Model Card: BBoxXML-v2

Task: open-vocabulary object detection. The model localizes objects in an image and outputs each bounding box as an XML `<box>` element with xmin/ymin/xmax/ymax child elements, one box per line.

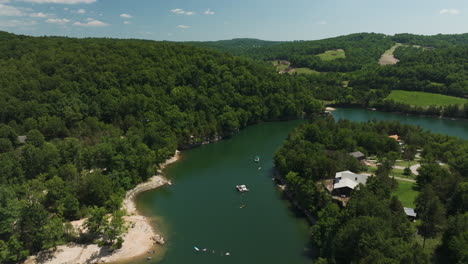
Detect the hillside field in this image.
<box><xmin>317</xmin><ymin>49</ymin><xmax>346</xmax><ymax>61</ymax></box>
<box><xmin>385</xmin><ymin>90</ymin><xmax>467</xmax><ymax>107</ymax></box>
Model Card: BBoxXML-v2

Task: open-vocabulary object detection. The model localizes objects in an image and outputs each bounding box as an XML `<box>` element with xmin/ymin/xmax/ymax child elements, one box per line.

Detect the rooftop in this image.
<box><xmin>389</xmin><ymin>135</ymin><xmax>401</xmax><ymax>142</ymax></box>
<box><xmin>404</xmin><ymin>207</ymin><xmax>417</xmax><ymax>217</ymax></box>
<box><xmin>349</xmin><ymin>151</ymin><xmax>365</xmax><ymax>158</ymax></box>
<box><xmin>333</xmin><ymin>171</ymin><xmax>368</xmax><ymax>190</ymax></box>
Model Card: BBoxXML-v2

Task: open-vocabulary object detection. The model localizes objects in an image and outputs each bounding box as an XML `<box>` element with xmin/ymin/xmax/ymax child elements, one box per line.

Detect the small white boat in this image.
<box><xmin>236</xmin><ymin>185</ymin><xmax>249</xmax><ymax>192</ymax></box>
<box><xmin>194</xmin><ymin>246</ymin><xmax>200</xmax><ymax>251</ymax></box>
<box><xmin>254</xmin><ymin>156</ymin><xmax>260</xmax><ymax>163</ymax></box>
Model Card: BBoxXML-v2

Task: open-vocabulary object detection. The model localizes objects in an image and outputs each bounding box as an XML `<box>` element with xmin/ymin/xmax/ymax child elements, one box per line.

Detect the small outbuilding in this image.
<box><xmin>404</xmin><ymin>207</ymin><xmax>417</xmax><ymax>222</ymax></box>
<box><xmin>349</xmin><ymin>151</ymin><xmax>365</xmax><ymax>161</ymax></box>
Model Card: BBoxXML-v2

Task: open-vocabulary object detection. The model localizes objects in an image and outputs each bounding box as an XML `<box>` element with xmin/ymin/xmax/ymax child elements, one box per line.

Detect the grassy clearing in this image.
<box><xmin>415</xmin><ymin>232</ymin><xmax>442</xmax><ymax>256</ymax></box>
<box><xmin>391</xmin><ymin>167</ymin><xmax>416</xmax><ymax>180</ymax></box>
<box><xmin>384</xmin><ymin>43</ymin><xmax>403</xmax><ymax>56</ymax></box>
<box><xmin>386</xmin><ymin>90</ymin><xmax>467</xmax><ymax>107</ymax></box>
<box><xmin>277</xmin><ymin>64</ymin><xmax>288</xmax><ymax>71</ymax></box>
<box><xmin>394</xmin><ymin>160</ymin><xmax>419</xmax><ymax>167</ymax></box>
<box><xmin>317</xmin><ymin>49</ymin><xmax>346</xmax><ymax>61</ymax></box>
<box><xmin>393</xmin><ymin>179</ymin><xmax>418</xmax><ymax>208</ymax></box>
<box><xmin>293</xmin><ymin>68</ymin><xmax>320</xmax><ymax>75</ymax></box>
<box><xmin>271</xmin><ymin>60</ymin><xmax>291</xmax><ymax>72</ymax></box>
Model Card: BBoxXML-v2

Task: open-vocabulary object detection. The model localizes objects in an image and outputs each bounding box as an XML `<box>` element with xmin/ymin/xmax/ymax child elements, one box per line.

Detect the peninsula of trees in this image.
<box><xmin>274</xmin><ymin>117</ymin><xmax>468</xmax><ymax>263</ymax></box>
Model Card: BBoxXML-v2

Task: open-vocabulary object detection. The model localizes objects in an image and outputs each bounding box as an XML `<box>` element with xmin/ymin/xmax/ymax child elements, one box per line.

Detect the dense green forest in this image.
<box><xmin>274</xmin><ymin>118</ymin><xmax>468</xmax><ymax>263</ymax></box>
<box><xmin>0</xmin><ymin>32</ymin><xmax>322</xmax><ymax>262</ymax></box>
<box><xmin>191</xmin><ymin>33</ymin><xmax>394</xmax><ymax>72</ymax></box>
<box><xmin>190</xmin><ymin>33</ymin><xmax>468</xmax><ymax>118</ymax></box>
<box><xmin>186</xmin><ymin>38</ymin><xmax>283</xmax><ymax>56</ymax></box>
<box><xmin>1</xmin><ymin>29</ymin><xmax>468</xmax><ymax>262</ymax></box>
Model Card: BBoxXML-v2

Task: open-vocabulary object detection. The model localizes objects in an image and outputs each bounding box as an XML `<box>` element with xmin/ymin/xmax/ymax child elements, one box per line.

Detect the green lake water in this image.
<box><xmin>132</xmin><ymin>108</ymin><xmax>467</xmax><ymax>264</ymax></box>
<box><xmin>332</xmin><ymin>108</ymin><xmax>468</xmax><ymax>139</ymax></box>
<box><xmin>135</xmin><ymin>120</ymin><xmax>312</xmax><ymax>264</ymax></box>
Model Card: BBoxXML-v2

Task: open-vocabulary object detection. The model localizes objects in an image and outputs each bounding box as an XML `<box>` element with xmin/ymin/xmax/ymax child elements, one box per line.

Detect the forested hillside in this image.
<box><xmin>352</xmin><ymin>45</ymin><xmax>468</xmax><ymax>97</ymax></box>
<box><xmin>189</xmin><ymin>33</ymin><xmax>468</xmax><ymax>118</ymax></box>
<box><xmin>0</xmin><ymin>32</ymin><xmax>322</xmax><ymax>262</ymax></box>
<box><xmin>274</xmin><ymin>118</ymin><xmax>468</xmax><ymax>263</ymax></box>
<box><xmin>393</xmin><ymin>33</ymin><xmax>468</xmax><ymax>48</ymax></box>
<box><xmin>192</xmin><ymin>33</ymin><xmax>394</xmax><ymax>72</ymax></box>
<box><xmin>186</xmin><ymin>38</ymin><xmax>283</xmax><ymax>56</ymax></box>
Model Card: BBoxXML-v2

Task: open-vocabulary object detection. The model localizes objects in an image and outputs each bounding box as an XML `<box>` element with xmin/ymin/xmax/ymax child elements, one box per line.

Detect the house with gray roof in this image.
<box><xmin>332</xmin><ymin>170</ymin><xmax>369</xmax><ymax>197</ymax></box>
<box><xmin>404</xmin><ymin>207</ymin><xmax>417</xmax><ymax>221</ymax></box>
<box><xmin>349</xmin><ymin>151</ymin><xmax>365</xmax><ymax>161</ymax></box>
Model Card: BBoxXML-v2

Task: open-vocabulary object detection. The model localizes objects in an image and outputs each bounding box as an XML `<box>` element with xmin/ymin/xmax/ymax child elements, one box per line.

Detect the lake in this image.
<box><xmin>131</xmin><ymin>108</ymin><xmax>467</xmax><ymax>263</ymax></box>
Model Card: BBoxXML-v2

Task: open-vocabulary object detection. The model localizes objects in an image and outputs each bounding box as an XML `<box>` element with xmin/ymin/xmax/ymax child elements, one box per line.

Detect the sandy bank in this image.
<box><xmin>325</xmin><ymin>107</ymin><xmax>336</xmax><ymax>111</ymax></box>
<box><xmin>25</xmin><ymin>151</ymin><xmax>180</xmax><ymax>264</ymax></box>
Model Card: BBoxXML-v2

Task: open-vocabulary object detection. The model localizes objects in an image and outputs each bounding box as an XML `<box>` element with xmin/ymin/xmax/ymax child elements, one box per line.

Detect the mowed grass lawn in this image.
<box><xmin>277</xmin><ymin>64</ymin><xmax>288</xmax><ymax>71</ymax></box>
<box><xmin>386</xmin><ymin>90</ymin><xmax>467</xmax><ymax>107</ymax></box>
<box><xmin>317</xmin><ymin>49</ymin><xmax>346</xmax><ymax>61</ymax></box>
<box><xmin>393</xmin><ymin>180</ymin><xmax>418</xmax><ymax>208</ymax></box>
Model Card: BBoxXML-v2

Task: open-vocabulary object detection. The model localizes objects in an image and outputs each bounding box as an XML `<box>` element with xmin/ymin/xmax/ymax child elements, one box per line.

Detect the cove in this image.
<box><xmin>134</xmin><ymin>120</ymin><xmax>312</xmax><ymax>264</ymax></box>
<box><xmin>332</xmin><ymin>108</ymin><xmax>468</xmax><ymax>140</ymax></box>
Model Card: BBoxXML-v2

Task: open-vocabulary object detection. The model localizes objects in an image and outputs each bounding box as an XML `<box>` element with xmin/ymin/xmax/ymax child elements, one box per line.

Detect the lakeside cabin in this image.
<box><xmin>332</xmin><ymin>171</ymin><xmax>369</xmax><ymax>197</ymax></box>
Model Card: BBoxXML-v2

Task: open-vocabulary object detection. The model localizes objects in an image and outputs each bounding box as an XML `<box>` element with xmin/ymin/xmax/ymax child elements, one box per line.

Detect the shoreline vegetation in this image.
<box><xmin>25</xmin><ymin>151</ymin><xmax>181</xmax><ymax>264</ymax></box>
<box><xmin>274</xmin><ymin>118</ymin><xmax>468</xmax><ymax>263</ymax></box>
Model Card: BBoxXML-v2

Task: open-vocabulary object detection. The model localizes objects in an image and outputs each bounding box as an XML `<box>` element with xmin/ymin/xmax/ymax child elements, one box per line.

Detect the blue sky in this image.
<box><xmin>1</xmin><ymin>0</ymin><xmax>468</xmax><ymax>41</ymax></box>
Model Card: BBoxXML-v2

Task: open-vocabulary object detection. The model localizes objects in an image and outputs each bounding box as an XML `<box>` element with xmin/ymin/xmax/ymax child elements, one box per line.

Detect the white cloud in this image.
<box><xmin>46</xmin><ymin>18</ymin><xmax>70</xmax><ymax>24</ymax></box>
<box><xmin>73</xmin><ymin>19</ymin><xmax>108</xmax><ymax>27</ymax></box>
<box><xmin>64</xmin><ymin>7</ymin><xmax>69</xmax><ymax>11</ymax></box>
<box><xmin>318</xmin><ymin>20</ymin><xmax>327</xmax><ymax>25</ymax></box>
<box><xmin>85</xmin><ymin>17</ymin><xmax>93</xmax><ymax>21</ymax></box>
<box><xmin>171</xmin><ymin>8</ymin><xmax>194</xmax><ymax>15</ymax></box>
<box><xmin>0</xmin><ymin>3</ymin><xmax>26</xmax><ymax>16</ymax></box>
<box><xmin>17</xmin><ymin>0</ymin><xmax>96</xmax><ymax>4</ymax></box>
<box><xmin>177</xmin><ymin>24</ymin><xmax>190</xmax><ymax>29</ymax></box>
<box><xmin>77</xmin><ymin>8</ymin><xmax>86</xmax><ymax>14</ymax></box>
<box><xmin>204</xmin><ymin>9</ymin><xmax>215</xmax><ymax>15</ymax></box>
<box><xmin>0</xmin><ymin>19</ymin><xmax>36</xmax><ymax>27</ymax></box>
<box><xmin>440</xmin><ymin>9</ymin><xmax>460</xmax><ymax>15</ymax></box>
<box><xmin>120</xmin><ymin>13</ymin><xmax>132</xmax><ymax>18</ymax></box>
<box><xmin>30</xmin><ymin>12</ymin><xmax>48</xmax><ymax>18</ymax></box>
<box><xmin>123</xmin><ymin>21</ymin><xmax>130</xmax><ymax>24</ymax></box>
